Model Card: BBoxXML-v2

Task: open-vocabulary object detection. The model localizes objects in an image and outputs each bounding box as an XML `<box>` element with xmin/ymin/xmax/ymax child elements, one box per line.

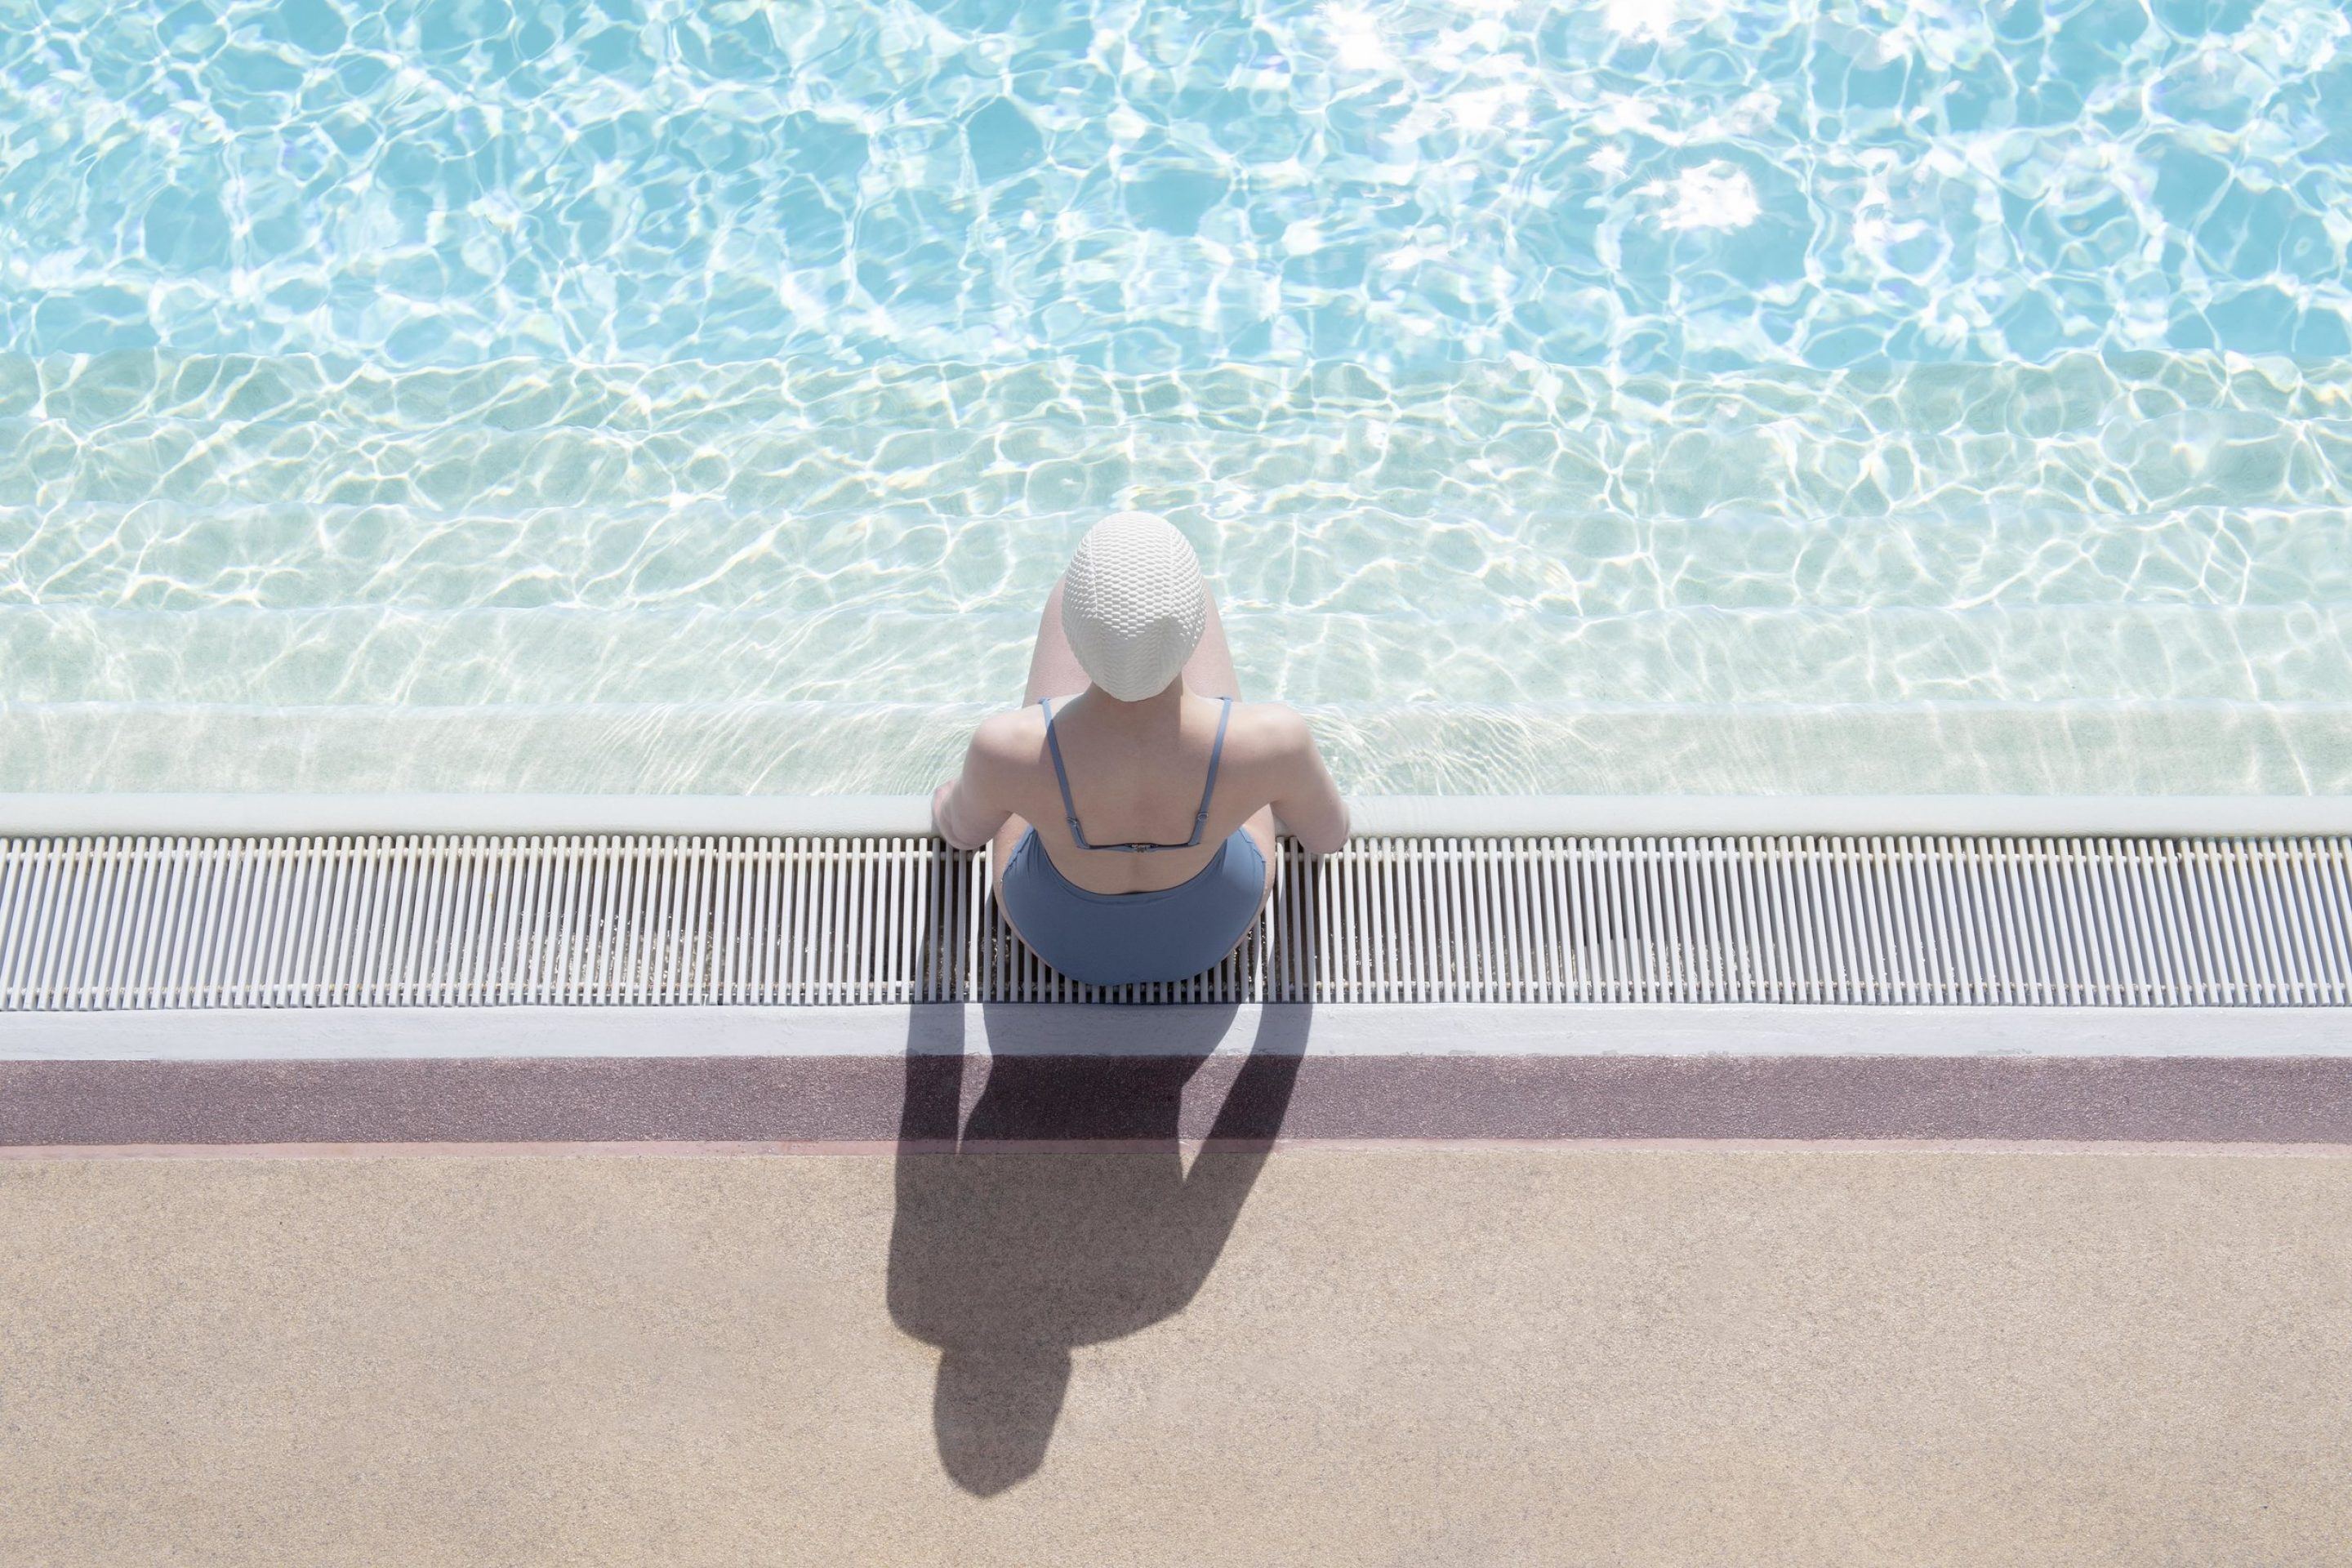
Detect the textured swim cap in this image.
<box><xmin>1058</xmin><ymin>511</ymin><xmax>1208</xmax><ymax>702</ymax></box>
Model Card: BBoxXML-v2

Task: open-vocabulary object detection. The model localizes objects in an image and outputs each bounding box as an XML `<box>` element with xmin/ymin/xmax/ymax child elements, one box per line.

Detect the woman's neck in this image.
<box><xmin>1072</xmin><ymin>679</ymin><xmax>1187</xmax><ymax>733</ymax></box>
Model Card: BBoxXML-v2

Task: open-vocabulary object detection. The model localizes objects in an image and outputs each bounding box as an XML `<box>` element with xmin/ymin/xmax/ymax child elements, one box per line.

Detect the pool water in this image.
<box><xmin>3</xmin><ymin>0</ymin><xmax>2349</xmax><ymax>796</ymax></box>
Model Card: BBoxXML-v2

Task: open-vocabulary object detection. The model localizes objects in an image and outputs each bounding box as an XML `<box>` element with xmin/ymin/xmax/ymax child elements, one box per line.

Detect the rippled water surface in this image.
<box><xmin>4</xmin><ymin>0</ymin><xmax>2350</xmax><ymax>794</ymax></box>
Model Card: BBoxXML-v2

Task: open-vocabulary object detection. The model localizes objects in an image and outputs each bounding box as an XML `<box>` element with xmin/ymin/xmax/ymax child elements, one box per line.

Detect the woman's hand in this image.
<box><xmin>930</xmin><ymin>781</ymin><xmax>960</xmax><ymax>845</ymax></box>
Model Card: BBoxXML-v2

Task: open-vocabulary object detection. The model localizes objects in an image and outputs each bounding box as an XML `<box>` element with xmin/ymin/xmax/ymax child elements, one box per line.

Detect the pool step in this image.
<box><xmin>9</xmin><ymin>352</ymin><xmax>2345</xmax><ymax>434</ymax></box>
<box><xmin>8</xmin><ymin>408</ymin><xmax>2345</xmax><ymax>516</ymax></box>
<box><xmin>7</xmin><ymin>698</ymin><xmax>2350</xmax><ymax>795</ymax></box>
<box><xmin>7</xmin><ymin>502</ymin><xmax>2348</xmax><ymax>613</ymax></box>
<box><xmin>10</xmin><ymin>601</ymin><xmax>2351</xmax><ymax>708</ymax></box>
<box><xmin>6</xmin><ymin>354</ymin><xmax>2347</xmax><ymax>523</ymax></box>
<box><xmin>4</xmin><ymin>833</ymin><xmax>2346</xmax><ymax>1011</ymax></box>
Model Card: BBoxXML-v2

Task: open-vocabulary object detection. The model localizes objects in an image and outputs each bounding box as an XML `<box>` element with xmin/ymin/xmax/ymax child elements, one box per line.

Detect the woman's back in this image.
<box><xmin>959</xmin><ymin>686</ymin><xmax>1337</xmax><ymax>896</ymax></box>
<box><xmin>931</xmin><ymin>511</ymin><xmax>1348</xmax><ymax>986</ymax></box>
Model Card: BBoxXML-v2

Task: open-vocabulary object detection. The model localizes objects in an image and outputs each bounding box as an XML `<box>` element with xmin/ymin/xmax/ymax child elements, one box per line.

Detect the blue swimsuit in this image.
<box><xmin>999</xmin><ymin>694</ymin><xmax>1267</xmax><ymax>987</ymax></box>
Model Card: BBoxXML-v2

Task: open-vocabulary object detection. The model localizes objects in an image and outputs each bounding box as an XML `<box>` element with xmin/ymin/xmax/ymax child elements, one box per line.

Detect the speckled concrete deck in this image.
<box><xmin>5</xmin><ymin>1143</ymin><xmax>2350</xmax><ymax>1566</ymax></box>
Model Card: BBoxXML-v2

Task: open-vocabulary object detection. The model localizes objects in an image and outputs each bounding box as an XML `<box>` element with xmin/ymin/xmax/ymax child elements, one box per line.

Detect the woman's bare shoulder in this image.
<box><xmin>958</xmin><ymin>705</ymin><xmax>1047</xmax><ymax>778</ymax></box>
<box><xmin>1224</xmin><ymin>699</ymin><xmax>1321</xmax><ymax>760</ymax></box>
<box><xmin>1227</xmin><ymin>698</ymin><xmax>1348</xmax><ymax>849</ymax></box>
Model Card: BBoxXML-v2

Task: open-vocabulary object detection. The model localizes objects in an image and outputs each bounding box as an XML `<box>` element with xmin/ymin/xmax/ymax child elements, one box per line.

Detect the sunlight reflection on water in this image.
<box><xmin>2</xmin><ymin>0</ymin><xmax>2348</xmax><ymax>793</ymax></box>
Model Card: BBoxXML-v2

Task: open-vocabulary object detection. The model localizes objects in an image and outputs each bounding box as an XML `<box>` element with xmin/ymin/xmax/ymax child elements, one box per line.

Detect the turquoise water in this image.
<box><xmin>3</xmin><ymin>0</ymin><xmax>2350</xmax><ymax>795</ymax></box>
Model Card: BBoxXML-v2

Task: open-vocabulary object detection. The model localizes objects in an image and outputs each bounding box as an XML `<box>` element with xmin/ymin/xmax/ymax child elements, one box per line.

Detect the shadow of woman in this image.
<box><xmin>885</xmin><ymin>1001</ymin><xmax>1308</xmax><ymax>1496</ymax></box>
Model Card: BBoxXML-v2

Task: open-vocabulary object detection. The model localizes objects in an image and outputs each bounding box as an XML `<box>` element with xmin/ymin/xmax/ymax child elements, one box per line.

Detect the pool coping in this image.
<box><xmin>7</xmin><ymin>1003</ymin><xmax>2347</xmax><ymax>1061</ymax></box>
<box><xmin>7</xmin><ymin>792</ymin><xmax>2352</xmax><ymax>837</ymax></box>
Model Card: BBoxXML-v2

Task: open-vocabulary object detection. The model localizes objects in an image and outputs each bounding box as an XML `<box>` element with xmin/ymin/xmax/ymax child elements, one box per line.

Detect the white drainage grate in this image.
<box><xmin>2</xmin><ymin>834</ymin><xmax>2348</xmax><ymax>1011</ymax></box>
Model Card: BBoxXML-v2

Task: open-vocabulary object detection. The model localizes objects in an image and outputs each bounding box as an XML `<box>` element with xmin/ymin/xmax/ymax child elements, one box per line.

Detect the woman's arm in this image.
<box><xmin>1263</xmin><ymin>707</ymin><xmax>1349</xmax><ymax>855</ymax></box>
<box><xmin>930</xmin><ymin>715</ymin><xmax>1020</xmax><ymax>852</ymax></box>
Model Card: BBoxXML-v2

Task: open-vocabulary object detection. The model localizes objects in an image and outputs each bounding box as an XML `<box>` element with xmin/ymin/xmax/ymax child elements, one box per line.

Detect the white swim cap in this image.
<box><xmin>1058</xmin><ymin>511</ymin><xmax>1208</xmax><ymax>702</ymax></box>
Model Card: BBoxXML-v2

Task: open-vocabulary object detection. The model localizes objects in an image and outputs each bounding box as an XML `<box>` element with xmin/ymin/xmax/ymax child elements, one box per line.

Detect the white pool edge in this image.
<box><xmin>7</xmin><ymin>792</ymin><xmax>2352</xmax><ymax>837</ymax></box>
<box><xmin>4</xmin><ymin>1003</ymin><xmax>2345</xmax><ymax>1062</ymax></box>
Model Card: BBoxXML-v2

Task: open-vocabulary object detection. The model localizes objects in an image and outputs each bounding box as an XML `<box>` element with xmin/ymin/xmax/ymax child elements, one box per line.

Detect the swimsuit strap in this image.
<box><xmin>1039</xmin><ymin>693</ymin><xmax>1234</xmax><ymax>853</ymax></box>
<box><xmin>1038</xmin><ymin>695</ymin><xmax>1093</xmax><ymax>849</ymax></box>
<box><xmin>1192</xmin><ymin>697</ymin><xmax>1234</xmax><ymax>842</ymax></box>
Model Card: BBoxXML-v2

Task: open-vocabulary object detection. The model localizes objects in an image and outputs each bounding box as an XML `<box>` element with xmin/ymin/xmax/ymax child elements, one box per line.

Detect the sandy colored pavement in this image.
<box><xmin>4</xmin><ymin>1145</ymin><xmax>2350</xmax><ymax>1566</ymax></box>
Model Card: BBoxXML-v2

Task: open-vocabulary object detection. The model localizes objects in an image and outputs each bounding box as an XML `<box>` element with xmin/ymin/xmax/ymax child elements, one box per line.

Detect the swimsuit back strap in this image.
<box><xmin>1190</xmin><ymin>697</ymin><xmax>1234</xmax><ymax>844</ymax></box>
<box><xmin>1038</xmin><ymin>695</ymin><xmax>1094</xmax><ymax>849</ymax></box>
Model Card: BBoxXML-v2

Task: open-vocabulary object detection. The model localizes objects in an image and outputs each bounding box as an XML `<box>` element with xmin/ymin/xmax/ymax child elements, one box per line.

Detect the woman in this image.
<box><xmin>930</xmin><ymin>511</ymin><xmax>1351</xmax><ymax>987</ymax></box>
